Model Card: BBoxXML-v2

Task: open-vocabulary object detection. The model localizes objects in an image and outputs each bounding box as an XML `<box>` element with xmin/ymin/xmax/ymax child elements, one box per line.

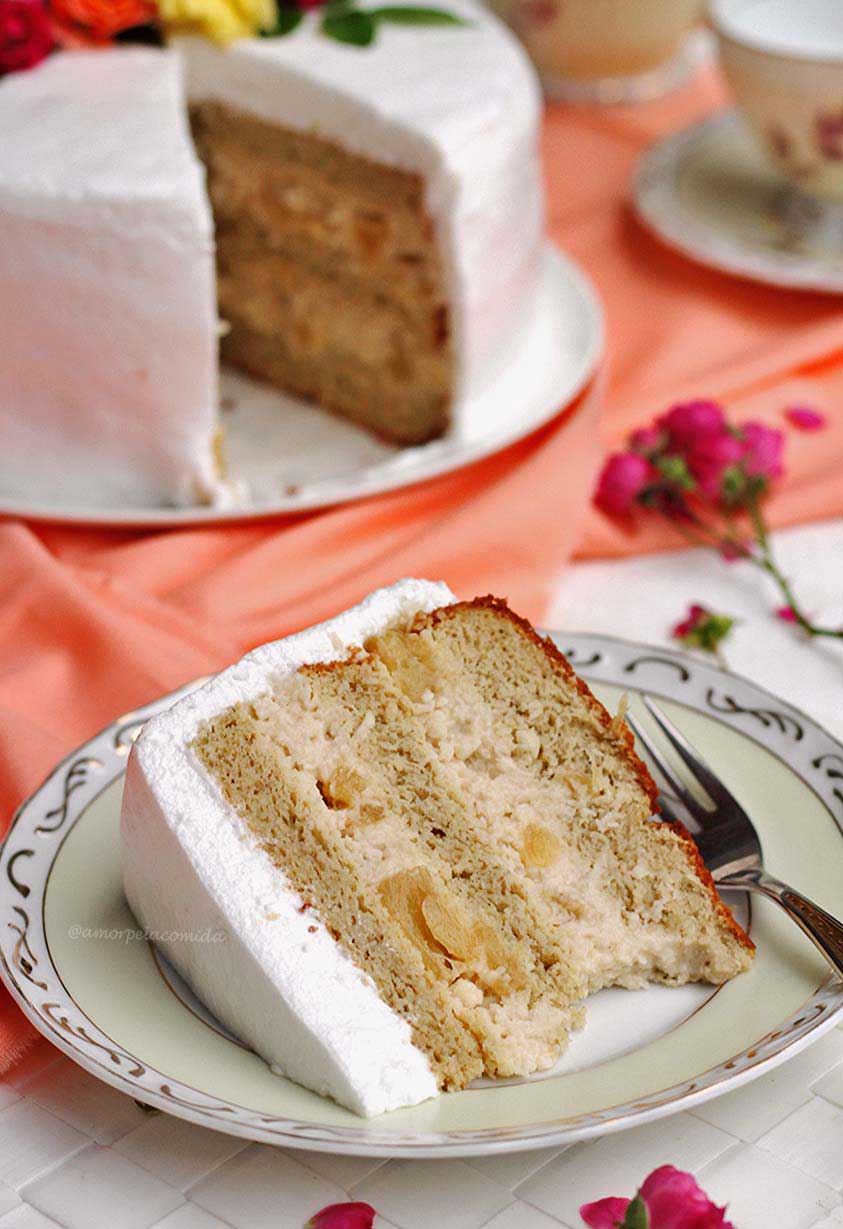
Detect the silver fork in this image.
<box><xmin>627</xmin><ymin>695</ymin><xmax>843</xmax><ymax>979</ymax></box>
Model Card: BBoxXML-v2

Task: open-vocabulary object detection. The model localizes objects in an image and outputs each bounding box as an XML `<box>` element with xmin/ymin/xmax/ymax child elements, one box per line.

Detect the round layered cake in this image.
<box><xmin>0</xmin><ymin>4</ymin><xmax>543</xmax><ymax>508</ymax></box>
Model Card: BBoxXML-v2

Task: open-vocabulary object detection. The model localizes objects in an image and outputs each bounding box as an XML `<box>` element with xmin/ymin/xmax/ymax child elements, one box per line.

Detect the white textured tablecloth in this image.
<box><xmin>2</xmin><ymin>522</ymin><xmax>843</xmax><ymax>1229</ymax></box>
<box><xmin>551</xmin><ymin>519</ymin><xmax>843</xmax><ymax>743</ymax></box>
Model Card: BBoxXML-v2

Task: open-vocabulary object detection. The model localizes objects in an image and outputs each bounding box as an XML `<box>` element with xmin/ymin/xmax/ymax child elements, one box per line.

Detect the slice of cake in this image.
<box><xmin>121</xmin><ymin>579</ymin><xmax>753</xmax><ymax>1116</ymax></box>
<box><xmin>0</xmin><ymin>3</ymin><xmax>544</xmax><ymax>506</ymax></box>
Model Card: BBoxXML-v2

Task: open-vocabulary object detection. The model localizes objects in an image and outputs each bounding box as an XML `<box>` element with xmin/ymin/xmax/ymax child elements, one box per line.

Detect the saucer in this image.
<box><xmin>633</xmin><ymin>109</ymin><xmax>843</xmax><ymax>294</ymax></box>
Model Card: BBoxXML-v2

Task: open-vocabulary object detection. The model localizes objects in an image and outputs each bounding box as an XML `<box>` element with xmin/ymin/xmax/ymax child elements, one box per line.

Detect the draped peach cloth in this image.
<box><xmin>1</xmin><ymin>59</ymin><xmax>843</xmax><ymax>1066</ymax></box>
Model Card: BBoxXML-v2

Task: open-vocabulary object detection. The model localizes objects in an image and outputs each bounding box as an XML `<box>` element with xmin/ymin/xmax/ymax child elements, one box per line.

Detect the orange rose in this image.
<box><xmin>50</xmin><ymin>0</ymin><xmax>157</xmax><ymax>42</ymax></box>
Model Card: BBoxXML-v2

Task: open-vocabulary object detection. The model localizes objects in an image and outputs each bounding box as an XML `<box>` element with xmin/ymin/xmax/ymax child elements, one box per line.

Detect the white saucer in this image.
<box><xmin>633</xmin><ymin>109</ymin><xmax>843</xmax><ymax>294</ymax></box>
<box><xmin>0</xmin><ymin>244</ymin><xmax>603</xmax><ymax>529</ymax></box>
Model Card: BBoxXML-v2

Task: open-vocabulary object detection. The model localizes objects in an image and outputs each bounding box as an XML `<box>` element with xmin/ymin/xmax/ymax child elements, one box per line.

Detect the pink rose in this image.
<box><xmin>594</xmin><ymin>452</ymin><xmax>655</xmax><ymax>518</ymax></box>
<box><xmin>658</xmin><ymin>401</ymin><xmax>727</xmax><ymax>448</ymax></box>
<box><xmin>784</xmin><ymin>405</ymin><xmax>826</xmax><ymax>432</ymax></box>
<box><xmin>581</xmin><ymin>1165</ymin><xmax>734</xmax><ymax>1229</ymax></box>
<box><xmin>307</xmin><ymin>1205</ymin><xmax>376</xmax><ymax>1229</ymax></box>
<box><xmin>740</xmin><ymin>421</ymin><xmax>784</xmax><ymax>481</ymax></box>
<box><xmin>0</xmin><ymin>0</ymin><xmax>53</xmax><ymax>73</ymax></box>
<box><xmin>685</xmin><ymin>431</ymin><xmax>744</xmax><ymax>500</ymax></box>
<box><xmin>718</xmin><ymin>538</ymin><xmax>749</xmax><ymax>562</ymax></box>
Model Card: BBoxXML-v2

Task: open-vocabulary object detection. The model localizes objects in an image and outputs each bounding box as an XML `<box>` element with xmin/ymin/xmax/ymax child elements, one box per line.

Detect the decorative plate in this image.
<box><xmin>0</xmin><ymin>245</ymin><xmax>603</xmax><ymax>529</ymax></box>
<box><xmin>633</xmin><ymin>110</ymin><xmax>843</xmax><ymax>293</ymax></box>
<box><xmin>2</xmin><ymin>634</ymin><xmax>842</xmax><ymax>1158</ymax></box>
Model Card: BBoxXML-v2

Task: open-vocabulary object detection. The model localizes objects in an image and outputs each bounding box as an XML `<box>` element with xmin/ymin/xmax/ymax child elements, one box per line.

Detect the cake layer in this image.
<box><xmin>217</xmin><ymin>262</ymin><xmax>450</xmax><ymax>443</ymax></box>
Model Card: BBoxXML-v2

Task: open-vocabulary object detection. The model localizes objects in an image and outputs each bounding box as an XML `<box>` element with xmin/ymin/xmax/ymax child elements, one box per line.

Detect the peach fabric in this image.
<box><xmin>548</xmin><ymin>62</ymin><xmax>843</xmax><ymax>556</ymax></box>
<box><xmin>2</xmin><ymin>59</ymin><xmax>843</xmax><ymax>1065</ymax></box>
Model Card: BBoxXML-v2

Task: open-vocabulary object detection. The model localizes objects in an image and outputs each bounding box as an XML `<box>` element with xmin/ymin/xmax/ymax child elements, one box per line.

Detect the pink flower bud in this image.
<box><xmin>593</xmin><ymin>452</ymin><xmax>654</xmax><ymax>518</ymax></box>
<box><xmin>630</xmin><ymin>426</ymin><xmax>665</xmax><ymax>456</ymax></box>
<box><xmin>776</xmin><ymin>605</ymin><xmax>799</xmax><ymax>624</ymax></box>
<box><xmin>672</xmin><ymin>603</ymin><xmax>707</xmax><ymax>639</ymax></box>
<box><xmin>718</xmin><ymin>539</ymin><xmax>748</xmax><ymax>562</ymax></box>
<box><xmin>658</xmin><ymin>401</ymin><xmax>727</xmax><ymax>447</ymax></box>
<box><xmin>740</xmin><ymin>421</ymin><xmax>784</xmax><ymax>481</ymax></box>
<box><xmin>784</xmin><ymin>405</ymin><xmax>826</xmax><ymax>432</ymax></box>
<box><xmin>307</xmin><ymin>1204</ymin><xmax>376</xmax><ymax>1229</ymax></box>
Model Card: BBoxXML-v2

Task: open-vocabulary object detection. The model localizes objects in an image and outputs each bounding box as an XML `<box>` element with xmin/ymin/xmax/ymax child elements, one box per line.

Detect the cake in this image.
<box><xmin>121</xmin><ymin>579</ymin><xmax>753</xmax><ymax>1116</ymax></box>
<box><xmin>0</xmin><ymin>5</ymin><xmax>543</xmax><ymax>508</ymax></box>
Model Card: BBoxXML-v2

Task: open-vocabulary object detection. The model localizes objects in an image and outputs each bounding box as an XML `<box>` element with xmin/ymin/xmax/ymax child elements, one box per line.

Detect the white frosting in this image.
<box><xmin>120</xmin><ymin>578</ymin><xmax>455</xmax><ymax>1116</ymax></box>
<box><xmin>0</xmin><ymin>4</ymin><xmax>542</xmax><ymax>508</ymax></box>
<box><xmin>0</xmin><ymin>50</ymin><xmax>221</xmax><ymax>508</ymax></box>
<box><xmin>180</xmin><ymin>0</ymin><xmax>543</xmax><ymax>418</ymax></box>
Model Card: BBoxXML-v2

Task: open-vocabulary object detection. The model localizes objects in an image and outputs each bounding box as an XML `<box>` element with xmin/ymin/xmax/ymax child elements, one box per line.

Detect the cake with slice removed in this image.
<box><xmin>120</xmin><ymin>579</ymin><xmax>753</xmax><ymax>1116</ymax></box>
<box><xmin>0</xmin><ymin>0</ymin><xmax>544</xmax><ymax>508</ymax></box>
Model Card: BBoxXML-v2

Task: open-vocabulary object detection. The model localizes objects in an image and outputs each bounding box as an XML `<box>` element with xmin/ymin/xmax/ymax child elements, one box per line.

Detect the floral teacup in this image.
<box><xmin>711</xmin><ymin>0</ymin><xmax>843</xmax><ymax>203</ymax></box>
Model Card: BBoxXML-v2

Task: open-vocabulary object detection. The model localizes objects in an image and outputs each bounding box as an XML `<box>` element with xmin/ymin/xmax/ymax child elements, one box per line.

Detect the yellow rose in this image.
<box><xmin>158</xmin><ymin>0</ymin><xmax>278</xmax><ymax>42</ymax></box>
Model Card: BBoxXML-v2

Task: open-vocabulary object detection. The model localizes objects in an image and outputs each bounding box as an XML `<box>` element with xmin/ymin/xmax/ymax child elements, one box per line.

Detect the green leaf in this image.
<box><xmin>261</xmin><ymin>5</ymin><xmax>304</xmax><ymax>36</ymax></box>
<box><xmin>321</xmin><ymin>8</ymin><xmax>376</xmax><ymax>42</ymax></box>
<box><xmin>370</xmin><ymin>5</ymin><xmax>469</xmax><ymax>24</ymax></box>
<box><xmin>621</xmin><ymin>1194</ymin><xmax>649</xmax><ymax>1229</ymax></box>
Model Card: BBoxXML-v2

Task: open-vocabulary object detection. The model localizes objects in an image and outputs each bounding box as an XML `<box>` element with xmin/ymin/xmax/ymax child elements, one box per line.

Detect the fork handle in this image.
<box><xmin>718</xmin><ymin>868</ymin><xmax>843</xmax><ymax>980</ymax></box>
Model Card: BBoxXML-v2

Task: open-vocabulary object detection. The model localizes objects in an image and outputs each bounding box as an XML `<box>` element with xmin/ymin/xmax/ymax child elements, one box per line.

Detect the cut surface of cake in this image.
<box><xmin>121</xmin><ymin>579</ymin><xmax>753</xmax><ymax>1116</ymax></box>
<box><xmin>180</xmin><ymin>11</ymin><xmax>542</xmax><ymax>447</ymax></box>
<box><xmin>0</xmin><ymin>2</ymin><xmax>543</xmax><ymax>507</ymax></box>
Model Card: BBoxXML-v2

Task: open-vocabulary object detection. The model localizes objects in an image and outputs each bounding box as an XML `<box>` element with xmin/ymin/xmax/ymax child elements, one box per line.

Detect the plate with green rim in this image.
<box><xmin>2</xmin><ymin>633</ymin><xmax>842</xmax><ymax>1157</ymax></box>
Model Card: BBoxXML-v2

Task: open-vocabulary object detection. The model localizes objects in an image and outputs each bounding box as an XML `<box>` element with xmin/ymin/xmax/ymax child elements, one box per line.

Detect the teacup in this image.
<box><xmin>711</xmin><ymin>0</ymin><xmax>843</xmax><ymax>203</ymax></box>
<box><xmin>490</xmin><ymin>0</ymin><xmax>705</xmax><ymax>103</ymax></box>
